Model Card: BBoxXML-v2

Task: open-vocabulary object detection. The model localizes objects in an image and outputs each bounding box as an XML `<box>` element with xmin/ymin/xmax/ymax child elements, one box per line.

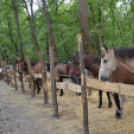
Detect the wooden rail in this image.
<box><xmin>5</xmin><ymin>69</ymin><xmax>134</xmax><ymax>97</ymax></box>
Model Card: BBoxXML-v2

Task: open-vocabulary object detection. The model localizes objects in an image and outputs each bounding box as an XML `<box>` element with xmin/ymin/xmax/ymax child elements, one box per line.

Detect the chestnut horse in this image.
<box><xmin>70</xmin><ymin>54</ymin><xmax>112</xmax><ymax>109</ymax></box>
<box><xmin>16</xmin><ymin>61</ymin><xmax>41</xmax><ymax>93</ymax></box>
<box><xmin>55</xmin><ymin>62</ymin><xmax>71</xmax><ymax>96</ymax></box>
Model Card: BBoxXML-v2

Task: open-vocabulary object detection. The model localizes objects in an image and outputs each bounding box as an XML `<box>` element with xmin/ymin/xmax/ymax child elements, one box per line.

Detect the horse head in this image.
<box><xmin>99</xmin><ymin>45</ymin><xmax>118</xmax><ymax>82</ymax></box>
<box><xmin>16</xmin><ymin>61</ymin><xmax>27</xmax><ymax>75</ymax></box>
<box><xmin>70</xmin><ymin>54</ymin><xmax>80</xmax><ymax>83</ymax></box>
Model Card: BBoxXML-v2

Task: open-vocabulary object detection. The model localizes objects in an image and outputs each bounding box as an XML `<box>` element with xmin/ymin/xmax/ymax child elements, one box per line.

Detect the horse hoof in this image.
<box><xmin>97</xmin><ymin>105</ymin><xmax>101</xmax><ymax>109</ymax></box>
<box><xmin>59</xmin><ymin>93</ymin><xmax>63</xmax><ymax>96</ymax></box>
<box><xmin>76</xmin><ymin>93</ymin><xmax>81</xmax><ymax>96</ymax></box>
<box><xmin>107</xmin><ymin>104</ymin><xmax>112</xmax><ymax>109</ymax></box>
<box><xmin>115</xmin><ymin>114</ymin><xmax>121</xmax><ymax>120</ymax></box>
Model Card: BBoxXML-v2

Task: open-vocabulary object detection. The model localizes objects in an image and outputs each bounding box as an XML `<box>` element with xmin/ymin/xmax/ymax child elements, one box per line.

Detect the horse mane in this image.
<box><xmin>23</xmin><ymin>61</ymin><xmax>38</xmax><ymax>66</ymax></box>
<box><xmin>72</xmin><ymin>54</ymin><xmax>101</xmax><ymax>64</ymax></box>
<box><xmin>31</xmin><ymin>62</ymin><xmax>38</xmax><ymax>66</ymax></box>
<box><xmin>67</xmin><ymin>62</ymin><xmax>71</xmax><ymax>70</ymax></box>
<box><xmin>45</xmin><ymin>63</ymin><xmax>50</xmax><ymax>71</ymax></box>
<box><xmin>113</xmin><ymin>46</ymin><xmax>134</xmax><ymax>60</ymax></box>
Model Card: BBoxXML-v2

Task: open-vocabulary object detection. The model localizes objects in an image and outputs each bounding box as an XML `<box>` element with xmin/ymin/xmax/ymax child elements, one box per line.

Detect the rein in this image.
<box><xmin>69</xmin><ymin>70</ymin><xmax>80</xmax><ymax>77</ymax></box>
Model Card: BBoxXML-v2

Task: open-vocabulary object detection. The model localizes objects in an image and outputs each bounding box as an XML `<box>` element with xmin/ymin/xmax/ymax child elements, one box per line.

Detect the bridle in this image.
<box><xmin>69</xmin><ymin>70</ymin><xmax>80</xmax><ymax>77</ymax></box>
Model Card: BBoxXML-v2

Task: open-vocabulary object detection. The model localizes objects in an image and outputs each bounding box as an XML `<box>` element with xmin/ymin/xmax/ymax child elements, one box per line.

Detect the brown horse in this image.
<box><xmin>70</xmin><ymin>54</ymin><xmax>134</xmax><ymax>120</ymax></box>
<box><xmin>106</xmin><ymin>64</ymin><xmax>134</xmax><ymax>119</ymax></box>
<box><xmin>99</xmin><ymin>45</ymin><xmax>134</xmax><ymax>81</ymax></box>
<box><xmin>16</xmin><ymin>60</ymin><xmax>71</xmax><ymax>95</ymax></box>
<box><xmin>70</xmin><ymin>54</ymin><xmax>112</xmax><ymax>109</ymax></box>
<box><xmin>15</xmin><ymin>61</ymin><xmax>41</xmax><ymax>93</ymax></box>
<box><xmin>55</xmin><ymin>62</ymin><xmax>71</xmax><ymax>96</ymax></box>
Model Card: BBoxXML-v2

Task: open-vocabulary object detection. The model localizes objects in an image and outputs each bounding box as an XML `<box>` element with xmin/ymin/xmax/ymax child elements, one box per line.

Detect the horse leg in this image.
<box><xmin>37</xmin><ymin>81</ymin><xmax>40</xmax><ymax>94</ymax></box>
<box><xmin>57</xmin><ymin>77</ymin><xmax>64</xmax><ymax>96</ymax></box>
<box><xmin>107</xmin><ymin>92</ymin><xmax>112</xmax><ymax>108</ymax></box>
<box><xmin>113</xmin><ymin>93</ymin><xmax>121</xmax><ymax>120</ymax></box>
<box><xmin>98</xmin><ymin>90</ymin><xmax>102</xmax><ymax>108</ymax></box>
<box><xmin>59</xmin><ymin>89</ymin><xmax>63</xmax><ymax>96</ymax></box>
<box><xmin>28</xmin><ymin>78</ymin><xmax>31</xmax><ymax>89</ymax></box>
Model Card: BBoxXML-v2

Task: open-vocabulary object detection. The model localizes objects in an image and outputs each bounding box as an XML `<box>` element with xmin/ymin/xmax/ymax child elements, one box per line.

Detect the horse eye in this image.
<box><xmin>103</xmin><ymin>59</ymin><xmax>107</xmax><ymax>63</ymax></box>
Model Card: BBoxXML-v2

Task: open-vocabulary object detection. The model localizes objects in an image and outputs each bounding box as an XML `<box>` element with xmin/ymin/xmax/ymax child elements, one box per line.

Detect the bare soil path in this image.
<box><xmin>0</xmin><ymin>80</ymin><xmax>134</xmax><ymax>134</ymax></box>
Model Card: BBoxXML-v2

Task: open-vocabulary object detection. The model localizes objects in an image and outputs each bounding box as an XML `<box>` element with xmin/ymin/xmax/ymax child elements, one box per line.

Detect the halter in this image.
<box><xmin>69</xmin><ymin>70</ymin><xmax>80</xmax><ymax>77</ymax></box>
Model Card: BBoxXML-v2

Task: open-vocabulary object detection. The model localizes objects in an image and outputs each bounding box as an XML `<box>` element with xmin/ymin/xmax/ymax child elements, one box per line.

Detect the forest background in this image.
<box><xmin>0</xmin><ymin>0</ymin><xmax>133</xmax><ymax>63</ymax></box>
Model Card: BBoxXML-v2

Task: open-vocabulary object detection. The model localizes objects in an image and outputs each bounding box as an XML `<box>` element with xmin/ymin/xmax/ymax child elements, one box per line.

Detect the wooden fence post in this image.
<box><xmin>26</xmin><ymin>56</ymin><xmax>35</xmax><ymax>97</ymax></box>
<box><xmin>39</xmin><ymin>51</ymin><xmax>48</xmax><ymax>104</ymax></box>
<box><xmin>49</xmin><ymin>47</ymin><xmax>58</xmax><ymax>117</ymax></box>
<box><xmin>78</xmin><ymin>33</ymin><xmax>89</xmax><ymax>134</ymax></box>
<box><xmin>1</xmin><ymin>63</ymin><xmax>4</xmax><ymax>81</ymax></box>
<box><xmin>9</xmin><ymin>65</ymin><xmax>14</xmax><ymax>87</ymax></box>
<box><xmin>12</xmin><ymin>57</ymin><xmax>18</xmax><ymax>90</ymax></box>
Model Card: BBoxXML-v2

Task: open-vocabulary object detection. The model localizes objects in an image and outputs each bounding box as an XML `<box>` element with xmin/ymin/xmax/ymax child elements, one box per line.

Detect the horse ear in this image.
<box><xmin>74</xmin><ymin>56</ymin><xmax>79</xmax><ymax>63</ymax></box>
<box><xmin>101</xmin><ymin>45</ymin><xmax>108</xmax><ymax>53</ymax></box>
<box><xmin>16</xmin><ymin>58</ymin><xmax>20</xmax><ymax>63</ymax></box>
<box><xmin>73</xmin><ymin>52</ymin><xmax>76</xmax><ymax>56</ymax></box>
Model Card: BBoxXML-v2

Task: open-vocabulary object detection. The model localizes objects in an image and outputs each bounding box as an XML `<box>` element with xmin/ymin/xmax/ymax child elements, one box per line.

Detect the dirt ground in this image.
<box><xmin>0</xmin><ymin>80</ymin><xmax>134</xmax><ymax>134</ymax></box>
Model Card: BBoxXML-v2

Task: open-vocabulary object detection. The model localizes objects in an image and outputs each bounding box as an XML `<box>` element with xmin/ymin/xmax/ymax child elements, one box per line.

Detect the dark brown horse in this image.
<box><xmin>70</xmin><ymin>54</ymin><xmax>112</xmax><ymax>109</ymax></box>
<box><xmin>70</xmin><ymin>54</ymin><xmax>134</xmax><ymax>119</ymax></box>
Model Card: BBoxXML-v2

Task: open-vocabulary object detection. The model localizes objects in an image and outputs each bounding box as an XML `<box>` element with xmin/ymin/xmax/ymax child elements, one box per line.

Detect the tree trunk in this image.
<box><xmin>7</xmin><ymin>17</ymin><xmax>19</xmax><ymax>56</ymax></box>
<box><xmin>88</xmin><ymin>2</ymin><xmax>101</xmax><ymax>55</ymax></box>
<box><xmin>30</xmin><ymin>0</ymin><xmax>40</xmax><ymax>52</ymax></box>
<box><xmin>11</xmin><ymin>0</ymin><xmax>24</xmax><ymax>61</ymax></box>
<box><xmin>22</xmin><ymin>0</ymin><xmax>40</xmax><ymax>54</ymax></box>
<box><xmin>79</xmin><ymin>0</ymin><xmax>94</xmax><ymax>54</ymax></box>
<box><xmin>46</xmin><ymin>32</ymin><xmax>49</xmax><ymax>61</ymax></box>
<box><xmin>42</xmin><ymin>0</ymin><xmax>59</xmax><ymax>61</ymax></box>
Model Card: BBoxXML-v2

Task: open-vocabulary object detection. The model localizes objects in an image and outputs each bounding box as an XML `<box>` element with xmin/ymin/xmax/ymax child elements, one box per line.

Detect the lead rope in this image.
<box><xmin>113</xmin><ymin>83</ymin><xmax>127</xmax><ymax>134</ymax></box>
<box><xmin>64</xmin><ymin>81</ymin><xmax>79</xmax><ymax>102</ymax></box>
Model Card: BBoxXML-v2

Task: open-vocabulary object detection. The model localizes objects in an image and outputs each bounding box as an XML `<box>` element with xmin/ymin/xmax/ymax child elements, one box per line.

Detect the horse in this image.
<box><xmin>99</xmin><ymin>45</ymin><xmax>134</xmax><ymax>81</ymax></box>
<box><xmin>70</xmin><ymin>54</ymin><xmax>112</xmax><ymax>109</ymax></box>
<box><xmin>108</xmin><ymin>64</ymin><xmax>134</xmax><ymax>119</ymax></box>
<box><xmin>15</xmin><ymin>61</ymin><xmax>41</xmax><ymax>93</ymax></box>
<box><xmin>55</xmin><ymin>62</ymin><xmax>71</xmax><ymax>96</ymax></box>
<box><xmin>98</xmin><ymin>46</ymin><xmax>134</xmax><ymax>119</ymax></box>
<box><xmin>16</xmin><ymin>60</ymin><xmax>70</xmax><ymax>95</ymax></box>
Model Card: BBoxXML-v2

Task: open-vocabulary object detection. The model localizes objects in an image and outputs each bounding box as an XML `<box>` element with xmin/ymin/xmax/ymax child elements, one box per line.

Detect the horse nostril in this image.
<box><xmin>100</xmin><ymin>76</ymin><xmax>108</xmax><ymax>82</ymax></box>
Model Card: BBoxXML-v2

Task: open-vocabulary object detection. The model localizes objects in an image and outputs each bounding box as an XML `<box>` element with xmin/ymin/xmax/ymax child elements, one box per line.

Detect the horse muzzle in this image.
<box><xmin>100</xmin><ymin>75</ymin><xmax>108</xmax><ymax>82</ymax></box>
<box><xmin>70</xmin><ymin>74</ymin><xmax>77</xmax><ymax>83</ymax></box>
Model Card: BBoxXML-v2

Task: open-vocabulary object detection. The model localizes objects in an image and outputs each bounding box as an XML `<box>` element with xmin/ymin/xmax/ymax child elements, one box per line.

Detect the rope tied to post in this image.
<box><xmin>64</xmin><ymin>81</ymin><xmax>79</xmax><ymax>102</ymax></box>
<box><xmin>42</xmin><ymin>70</ymin><xmax>47</xmax><ymax>73</ymax></box>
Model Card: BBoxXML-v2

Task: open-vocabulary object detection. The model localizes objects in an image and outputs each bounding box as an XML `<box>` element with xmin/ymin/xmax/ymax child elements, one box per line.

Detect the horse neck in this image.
<box><xmin>83</xmin><ymin>56</ymin><xmax>101</xmax><ymax>77</ymax></box>
<box><xmin>119</xmin><ymin>60</ymin><xmax>134</xmax><ymax>76</ymax></box>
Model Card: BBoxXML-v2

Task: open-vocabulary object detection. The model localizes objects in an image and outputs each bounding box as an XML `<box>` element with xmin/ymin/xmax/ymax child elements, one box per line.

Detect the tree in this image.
<box><xmin>11</xmin><ymin>0</ymin><xmax>24</xmax><ymax>61</ymax></box>
<box><xmin>7</xmin><ymin>17</ymin><xmax>19</xmax><ymax>56</ymax></box>
<box><xmin>42</xmin><ymin>0</ymin><xmax>59</xmax><ymax>61</ymax></box>
<box><xmin>79</xmin><ymin>0</ymin><xmax>94</xmax><ymax>54</ymax></box>
<box><xmin>22</xmin><ymin>0</ymin><xmax>40</xmax><ymax>53</ymax></box>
